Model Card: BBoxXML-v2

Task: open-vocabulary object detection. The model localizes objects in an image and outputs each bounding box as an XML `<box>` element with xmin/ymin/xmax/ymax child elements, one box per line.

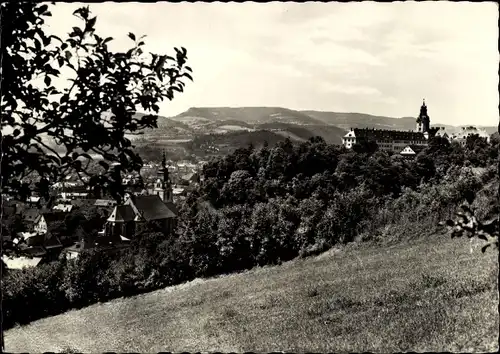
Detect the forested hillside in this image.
<box><xmin>3</xmin><ymin>134</ymin><xmax>498</xmax><ymax>331</ymax></box>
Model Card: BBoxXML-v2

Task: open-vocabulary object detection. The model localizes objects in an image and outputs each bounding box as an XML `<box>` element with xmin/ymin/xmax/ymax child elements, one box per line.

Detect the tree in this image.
<box><xmin>1</xmin><ymin>2</ymin><xmax>193</xmax><ymax>203</ymax></box>
<box><xmin>352</xmin><ymin>139</ymin><xmax>379</xmax><ymax>154</ymax></box>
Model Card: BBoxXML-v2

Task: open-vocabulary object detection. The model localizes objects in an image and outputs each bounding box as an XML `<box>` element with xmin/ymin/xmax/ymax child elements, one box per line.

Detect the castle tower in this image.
<box><xmin>416</xmin><ymin>99</ymin><xmax>430</xmax><ymax>133</ymax></box>
<box><xmin>154</xmin><ymin>151</ymin><xmax>173</xmax><ymax>203</ymax></box>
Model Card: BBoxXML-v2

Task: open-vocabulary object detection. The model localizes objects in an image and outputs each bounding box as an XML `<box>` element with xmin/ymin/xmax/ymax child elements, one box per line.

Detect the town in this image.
<box><xmin>2</xmin><ymin>156</ymin><xmax>206</xmax><ymax>269</ymax></box>
<box><xmin>2</xmin><ymin>100</ymin><xmax>492</xmax><ymax>270</ymax></box>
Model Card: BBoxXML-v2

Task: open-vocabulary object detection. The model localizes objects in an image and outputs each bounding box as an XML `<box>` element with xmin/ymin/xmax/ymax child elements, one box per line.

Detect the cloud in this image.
<box><xmin>319</xmin><ymin>83</ymin><xmax>382</xmax><ymax>96</ymax></box>
<box><xmin>36</xmin><ymin>2</ymin><xmax>499</xmax><ymax>126</ymax></box>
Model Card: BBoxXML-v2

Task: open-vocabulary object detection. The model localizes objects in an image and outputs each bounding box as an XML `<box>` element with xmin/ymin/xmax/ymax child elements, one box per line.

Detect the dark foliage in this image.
<box><xmin>3</xmin><ymin>131</ymin><xmax>497</xmax><ymax>330</ymax></box>
<box><xmin>1</xmin><ymin>2</ymin><xmax>192</xmax><ymax>203</ymax></box>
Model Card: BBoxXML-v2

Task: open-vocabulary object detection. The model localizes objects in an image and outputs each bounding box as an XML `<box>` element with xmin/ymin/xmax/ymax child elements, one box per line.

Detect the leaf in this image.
<box><xmin>128</xmin><ymin>32</ymin><xmax>136</xmax><ymax>41</ymax></box>
<box><xmin>42</xmin><ymin>34</ymin><xmax>51</xmax><ymax>46</ymax></box>
<box><xmin>183</xmin><ymin>72</ymin><xmax>193</xmax><ymax>81</ymax></box>
<box><xmin>34</xmin><ymin>38</ymin><xmax>41</xmax><ymax>51</ymax></box>
<box><xmin>65</xmin><ymin>50</ymin><xmax>72</xmax><ymax>61</ymax></box>
<box><xmin>38</xmin><ymin>4</ymin><xmax>49</xmax><ymax>14</ymax></box>
<box><xmin>44</xmin><ymin>76</ymin><xmax>51</xmax><ymax>86</ymax></box>
<box><xmin>72</xmin><ymin>27</ymin><xmax>83</xmax><ymax>36</ymax></box>
<box><xmin>87</xmin><ymin>17</ymin><xmax>97</xmax><ymax>30</ymax></box>
<box><xmin>103</xmin><ymin>37</ymin><xmax>113</xmax><ymax>45</ymax></box>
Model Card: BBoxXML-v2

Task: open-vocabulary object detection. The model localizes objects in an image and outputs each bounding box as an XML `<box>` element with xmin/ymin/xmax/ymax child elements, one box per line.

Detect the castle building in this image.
<box><xmin>342</xmin><ymin>99</ymin><xmax>440</xmax><ymax>153</ymax></box>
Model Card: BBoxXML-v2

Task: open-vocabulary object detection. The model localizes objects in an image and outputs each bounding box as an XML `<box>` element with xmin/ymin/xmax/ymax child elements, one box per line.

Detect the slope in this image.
<box><xmin>173</xmin><ymin>107</ymin><xmax>326</xmax><ymax>125</ymax></box>
<box><xmin>5</xmin><ymin>235</ymin><xmax>498</xmax><ymax>353</ymax></box>
<box><xmin>257</xmin><ymin>122</ymin><xmax>347</xmax><ymax>144</ymax></box>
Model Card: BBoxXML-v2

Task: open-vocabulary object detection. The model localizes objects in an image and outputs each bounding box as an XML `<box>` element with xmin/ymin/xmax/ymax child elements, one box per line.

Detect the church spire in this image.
<box><xmin>416</xmin><ymin>98</ymin><xmax>430</xmax><ymax>133</ymax></box>
<box><xmin>154</xmin><ymin>150</ymin><xmax>173</xmax><ymax>203</ymax></box>
<box><xmin>161</xmin><ymin>150</ymin><xmax>166</xmax><ymax>169</ymax></box>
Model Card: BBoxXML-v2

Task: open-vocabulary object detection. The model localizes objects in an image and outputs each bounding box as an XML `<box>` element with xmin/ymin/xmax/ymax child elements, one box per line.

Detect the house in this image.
<box><xmin>33</xmin><ymin>212</ymin><xmax>66</xmax><ymax>234</ymax></box>
<box><xmin>23</xmin><ymin>208</ymin><xmax>41</xmax><ymax>228</ymax></box>
<box><xmin>180</xmin><ymin>172</ymin><xmax>201</xmax><ymax>185</ymax></box>
<box><xmin>451</xmin><ymin>126</ymin><xmax>491</xmax><ymax>146</ymax></box>
<box><xmin>342</xmin><ymin>100</ymin><xmax>440</xmax><ymax>151</ymax></box>
<box><xmin>2</xmin><ymin>255</ymin><xmax>44</xmax><ymax>270</ymax></box>
<box><xmin>53</xmin><ymin>203</ymin><xmax>74</xmax><ymax>213</ymax></box>
<box><xmin>3</xmin><ymin>228</ymin><xmax>64</xmax><ymax>269</ymax></box>
<box><xmin>26</xmin><ymin>196</ymin><xmax>41</xmax><ymax>206</ymax></box>
<box><xmin>434</xmin><ymin>127</ymin><xmax>450</xmax><ymax>140</ymax></box>
<box><xmin>94</xmin><ymin>199</ymin><xmax>117</xmax><ymax>208</ymax></box>
<box><xmin>62</xmin><ymin>224</ymin><xmax>130</xmax><ymax>260</ymax></box>
<box><xmin>400</xmin><ymin>145</ymin><xmax>426</xmax><ymax>159</ymax></box>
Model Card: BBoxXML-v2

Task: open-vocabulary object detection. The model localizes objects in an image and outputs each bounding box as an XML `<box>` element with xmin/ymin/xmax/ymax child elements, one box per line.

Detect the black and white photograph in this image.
<box><xmin>1</xmin><ymin>1</ymin><xmax>499</xmax><ymax>352</ymax></box>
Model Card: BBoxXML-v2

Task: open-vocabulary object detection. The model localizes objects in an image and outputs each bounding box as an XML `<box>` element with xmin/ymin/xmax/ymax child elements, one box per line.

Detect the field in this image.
<box><xmin>4</xmin><ymin>234</ymin><xmax>498</xmax><ymax>353</ymax></box>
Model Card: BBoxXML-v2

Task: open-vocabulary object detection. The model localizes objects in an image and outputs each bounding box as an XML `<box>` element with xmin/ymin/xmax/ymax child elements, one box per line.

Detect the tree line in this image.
<box><xmin>3</xmin><ymin>133</ymin><xmax>498</xmax><ymax>329</ymax></box>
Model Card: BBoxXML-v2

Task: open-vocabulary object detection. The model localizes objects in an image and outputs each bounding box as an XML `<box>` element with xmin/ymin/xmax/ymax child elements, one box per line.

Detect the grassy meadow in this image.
<box><xmin>5</xmin><ymin>233</ymin><xmax>498</xmax><ymax>353</ymax></box>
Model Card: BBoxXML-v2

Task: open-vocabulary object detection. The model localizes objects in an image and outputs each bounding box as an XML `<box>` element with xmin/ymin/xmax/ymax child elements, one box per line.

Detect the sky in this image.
<box><xmin>44</xmin><ymin>1</ymin><xmax>499</xmax><ymax>126</ymax></box>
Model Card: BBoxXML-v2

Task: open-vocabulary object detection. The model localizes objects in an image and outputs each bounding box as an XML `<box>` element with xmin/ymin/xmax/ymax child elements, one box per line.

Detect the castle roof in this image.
<box><xmin>349</xmin><ymin>128</ymin><xmax>427</xmax><ymax>142</ymax></box>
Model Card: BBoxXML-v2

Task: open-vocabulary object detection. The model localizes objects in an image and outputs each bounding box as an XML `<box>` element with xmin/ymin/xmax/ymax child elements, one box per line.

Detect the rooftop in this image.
<box><xmin>350</xmin><ymin>128</ymin><xmax>427</xmax><ymax>142</ymax></box>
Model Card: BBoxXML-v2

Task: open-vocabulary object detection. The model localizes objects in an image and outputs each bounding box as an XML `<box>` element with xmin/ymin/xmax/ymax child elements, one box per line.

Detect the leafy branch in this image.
<box><xmin>1</xmin><ymin>3</ymin><xmax>193</xmax><ymax>203</ymax></box>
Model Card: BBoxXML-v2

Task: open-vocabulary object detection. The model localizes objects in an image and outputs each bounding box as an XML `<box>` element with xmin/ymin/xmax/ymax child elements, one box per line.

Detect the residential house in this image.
<box><xmin>451</xmin><ymin>126</ymin><xmax>491</xmax><ymax>146</ymax></box>
<box><xmin>434</xmin><ymin>127</ymin><xmax>450</xmax><ymax>140</ymax></box>
<box><xmin>400</xmin><ymin>144</ymin><xmax>426</xmax><ymax>159</ymax></box>
<box><xmin>53</xmin><ymin>203</ymin><xmax>74</xmax><ymax>213</ymax></box>
<box><xmin>3</xmin><ymin>228</ymin><xmax>64</xmax><ymax>270</ymax></box>
<box><xmin>2</xmin><ymin>256</ymin><xmax>44</xmax><ymax>270</ymax></box>
<box><xmin>23</xmin><ymin>208</ymin><xmax>41</xmax><ymax>229</ymax></box>
<box><xmin>33</xmin><ymin>211</ymin><xmax>66</xmax><ymax>234</ymax></box>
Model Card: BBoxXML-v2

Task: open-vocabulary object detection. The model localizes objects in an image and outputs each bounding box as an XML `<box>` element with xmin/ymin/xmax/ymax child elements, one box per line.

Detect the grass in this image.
<box><xmin>4</xmin><ymin>234</ymin><xmax>498</xmax><ymax>353</ymax></box>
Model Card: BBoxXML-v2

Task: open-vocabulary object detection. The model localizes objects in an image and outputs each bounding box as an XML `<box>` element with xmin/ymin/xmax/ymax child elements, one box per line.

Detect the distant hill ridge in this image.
<box><xmin>175</xmin><ymin>107</ymin><xmax>326</xmax><ymax>126</ymax></box>
<box><xmin>171</xmin><ymin>106</ymin><xmax>496</xmax><ymax>135</ymax></box>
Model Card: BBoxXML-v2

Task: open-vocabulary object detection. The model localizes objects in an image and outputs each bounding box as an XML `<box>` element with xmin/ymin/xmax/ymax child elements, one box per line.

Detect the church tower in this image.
<box><xmin>416</xmin><ymin>99</ymin><xmax>430</xmax><ymax>133</ymax></box>
<box><xmin>154</xmin><ymin>151</ymin><xmax>173</xmax><ymax>203</ymax></box>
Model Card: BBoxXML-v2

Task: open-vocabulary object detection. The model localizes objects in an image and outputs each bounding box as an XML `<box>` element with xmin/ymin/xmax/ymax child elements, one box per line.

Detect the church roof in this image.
<box><xmin>130</xmin><ymin>195</ymin><xmax>176</xmax><ymax>220</ymax></box>
<box><xmin>164</xmin><ymin>201</ymin><xmax>178</xmax><ymax>216</ymax></box>
<box><xmin>107</xmin><ymin>205</ymin><xmax>136</xmax><ymax>223</ymax></box>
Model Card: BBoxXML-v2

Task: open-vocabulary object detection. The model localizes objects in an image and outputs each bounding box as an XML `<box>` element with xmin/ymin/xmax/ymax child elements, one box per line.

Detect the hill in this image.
<box><xmin>182</xmin><ymin>130</ymin><xmax>295</xmax><ymax>156</ymax></box>
<box><xmin>257</xmin><ymin>122</ymin><xmax>347</xmax><ymax>144</ymax></box>
<box><xmin>173</xmin><ymin>107</ymin><xmax>326</xmax><ymax>125</ymax></box>
<box><xmin>302</xmin><ymin>110</ymin><xmax>416</xmax><ymax>130</ymax></box>
<box><xmin>5</xmin><ymin>235</ymin><xmax>498</xmax><ymax>353</ymax></box>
